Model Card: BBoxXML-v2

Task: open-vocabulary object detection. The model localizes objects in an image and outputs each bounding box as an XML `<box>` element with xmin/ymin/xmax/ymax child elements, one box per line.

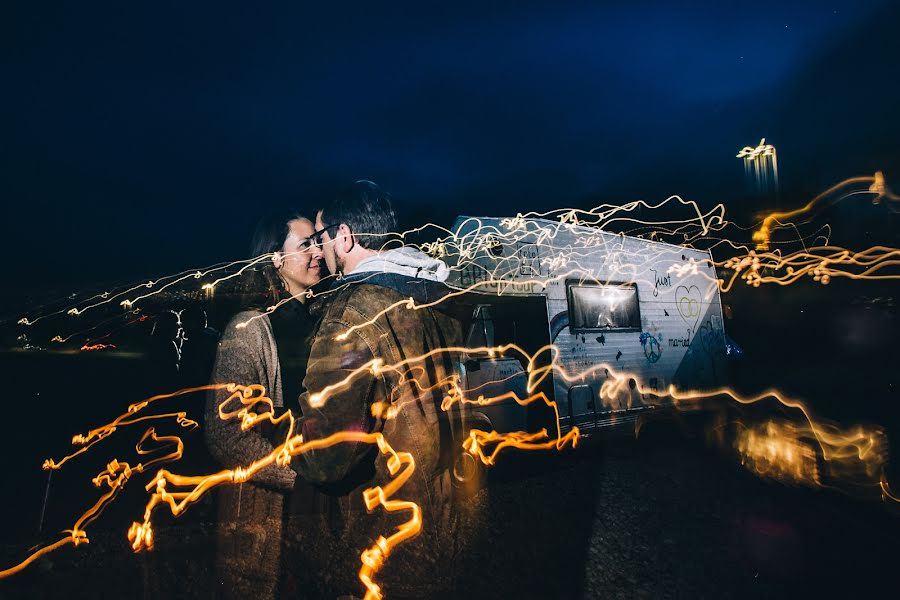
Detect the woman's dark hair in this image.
<box><xmin>318</xmin><ymin>179</ymin><xmax>398</xmax><ymax>250</ymax></box>
<box><xmin>243</xmin><ymin>208</ymin><xmax>307</xmax><ymax>307</ymax></box>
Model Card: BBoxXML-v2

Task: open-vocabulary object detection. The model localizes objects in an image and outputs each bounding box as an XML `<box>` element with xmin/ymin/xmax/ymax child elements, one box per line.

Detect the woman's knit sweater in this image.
<box><xmin>204</xmin><ymin>310</ymin><xmax>295</xmax><ymax>490</ymax></box>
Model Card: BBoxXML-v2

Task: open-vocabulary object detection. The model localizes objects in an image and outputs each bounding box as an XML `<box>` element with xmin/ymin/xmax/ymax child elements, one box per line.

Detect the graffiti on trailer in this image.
<box><xmin>696</xmin><ymin>318</ymin><xmax>725</xmax><ymax>381</ymax></box>
<box><xmin>516</xmin><ymin>242</ymin><xmax>542</xmax><ymax>276</ymax></box>
<box><xmin>697</xmin><ymin>319</ymin><xmax>725</xmax><ymax>356</ymax></box>
<box><xmin>674</xmin><ymin>285</ymin><xmax>702</xmax><ymax>333</ymax></box>
<box><xmin>668</xmin><ymin>333</ymin><xmax>691</xmax><ymax>347</ymax></box>
<box><xmin>639</xmin><ymin>332</ymin><xmax>663</xmax><ymax>363</ymax></box>
<box><xmin>459</xmin><ymin>263</ymin><xmax>535</xmax><ymax>293</ymax></box>
<box><xmin>650</xmin><ymin>268</ymin><xmax>672</xmax><ymax>297</ymax></box>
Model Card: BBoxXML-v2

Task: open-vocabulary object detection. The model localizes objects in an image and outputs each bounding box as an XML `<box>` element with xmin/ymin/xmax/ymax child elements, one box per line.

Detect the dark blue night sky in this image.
<box><xmin>2</xmin><ymin>0</ymin><xmax>898</xmax><ymax>288</ymax></box>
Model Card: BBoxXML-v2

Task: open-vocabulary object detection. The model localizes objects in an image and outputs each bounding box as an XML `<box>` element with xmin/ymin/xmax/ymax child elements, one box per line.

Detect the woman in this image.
<box><xmin>204</xmin><ymin>209</ymin><xmax>323</xmax><ymax>599</ymax></box>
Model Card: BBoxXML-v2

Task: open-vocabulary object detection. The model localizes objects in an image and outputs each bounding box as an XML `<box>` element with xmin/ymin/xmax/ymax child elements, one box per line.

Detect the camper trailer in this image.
<box><xmin>443</xmin><ymin>215</ymin><xmax>728</xmax><ymax>440</ymax></box>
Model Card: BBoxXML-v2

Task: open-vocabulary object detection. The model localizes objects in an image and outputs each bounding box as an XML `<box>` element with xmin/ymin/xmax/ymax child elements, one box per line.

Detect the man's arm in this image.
<box><xmin>291</xmin><ymin>315</ymin><xmax>382</xmax><ymax>484</ymax></box>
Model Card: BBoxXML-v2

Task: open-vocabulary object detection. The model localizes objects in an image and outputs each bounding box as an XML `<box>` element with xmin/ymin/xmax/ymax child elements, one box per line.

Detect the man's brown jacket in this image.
<box><xmin>287</xmin><ymin>272</ymin><xmax>464</xmax><ymax>598</ymax></box>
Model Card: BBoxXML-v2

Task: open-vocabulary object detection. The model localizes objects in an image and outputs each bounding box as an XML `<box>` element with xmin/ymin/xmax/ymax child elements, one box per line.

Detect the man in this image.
<box><xmin>281</xmin><ymin>180</ymin><xmax>462</xmax><ymax>600</ymax></box>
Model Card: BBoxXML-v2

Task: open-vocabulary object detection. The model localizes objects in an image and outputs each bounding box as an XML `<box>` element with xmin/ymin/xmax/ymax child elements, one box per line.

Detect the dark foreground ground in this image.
<box><xmin>1</xmin><ymin>414</ymin><xmax>897</xmax><ymax>600</ymax></box>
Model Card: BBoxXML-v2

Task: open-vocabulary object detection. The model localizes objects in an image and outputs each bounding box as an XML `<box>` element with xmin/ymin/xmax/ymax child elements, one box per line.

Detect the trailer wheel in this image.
<box><xmin>451</xmin><ymin>429</ymin><xmax>487</xmax><ymax>496</ymax></box>
<box><xmin>453</xmin><ymin>448</ymin><xmax>483</xmax><ymax>485</ymax></box>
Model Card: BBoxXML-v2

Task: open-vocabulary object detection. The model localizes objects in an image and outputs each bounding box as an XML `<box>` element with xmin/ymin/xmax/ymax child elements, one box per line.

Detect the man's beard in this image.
<box><xmin>333</xmin><ymin>252</ymin><xmax>346</xmax><ymax>275</ymax></box>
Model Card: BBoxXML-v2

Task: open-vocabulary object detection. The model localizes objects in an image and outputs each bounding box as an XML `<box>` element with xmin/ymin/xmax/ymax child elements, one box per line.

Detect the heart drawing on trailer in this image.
<box><xmin>674</xmin><ymin>285</ymin><xmax>702</xmax><ymax>333</ymax></box>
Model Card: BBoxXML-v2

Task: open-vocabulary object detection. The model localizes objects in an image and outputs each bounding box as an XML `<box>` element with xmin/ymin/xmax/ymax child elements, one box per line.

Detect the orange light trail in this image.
<box><xmin>477</xmin><ymin>341</ymin><xmax>895</xmax><ymax>499</ymax></box>
<box><xmin>80</xmin><ymin>343</ymin><xmax>117</xmax><ymax>351</ymax></box>
<box><xmin>666</xmin><ymin>384</ymin><xmax>892</xmax><ymax>497</ymax></box>
<box><xmin>751</xmin><ymin>172</ymin><xmax>897</xmax><ymax>250</ymax></box>
<box><xmin>42</xmin><ymin>385</ymin><xmax>220</xmax><ymax>472</ymax></box>
<box><xmin>715</xmin><ymin>245</ymin><xmax>900</xmax><ymax>292</ymax></box>
<box><xmin>238</xmin><ymin>336</ymin><xmax>895</xmax><ymax>505</ymax></box>
<box><xmin>127</xmin><ymin>384</ymin><xmax>422</xmax><ymax>600</ymax></box>
<box><xmin>733</xmin><ymin>418</ymin><xmax>886</xmax><ymax>488</ymax></box>
<box><xmin>0</xmin><ymin>385</ymin><xmax>223</xmax><ymax>579</ymax></box>
<box><xmin>0</xmin><ymin>423</ymin><xmax>200</xmax><ymax>579</ymax></box>
<box><xmin>130</xmin><ymin>426</ymin><xmax>420</xmax><ymax>600</ymax></box>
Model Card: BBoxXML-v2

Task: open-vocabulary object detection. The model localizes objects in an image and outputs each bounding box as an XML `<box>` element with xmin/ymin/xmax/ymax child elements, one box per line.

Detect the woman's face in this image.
<box><xmin>274</xmin><ymin>218</ymin><xmax>323</xmax><ymax>296</ymax></box>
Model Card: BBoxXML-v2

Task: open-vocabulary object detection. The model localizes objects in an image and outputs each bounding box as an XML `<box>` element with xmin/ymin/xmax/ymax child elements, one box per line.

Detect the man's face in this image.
<box><xmin>315</xmin><ymin>210</ymin><xmax>343</xmax><ymax>275</ymax></box>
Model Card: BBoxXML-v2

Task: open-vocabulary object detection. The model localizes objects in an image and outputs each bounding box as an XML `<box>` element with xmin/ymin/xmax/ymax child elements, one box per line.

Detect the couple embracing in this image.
<box><xmin>205</xmin><ymin>180</ymin><xmax>464</xmax><ymax>600</ymax></box>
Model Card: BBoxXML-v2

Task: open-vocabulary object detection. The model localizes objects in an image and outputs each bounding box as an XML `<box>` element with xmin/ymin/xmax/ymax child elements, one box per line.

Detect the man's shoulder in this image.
<box><xmin>321</xmin><ymin>279</ymin><xmax>409</xmax><ymax>321</ymax></box>
<box><xmin>320</xmin><ymin>276</ymin><xmax>465</xmax><ymax>332</ymax></box>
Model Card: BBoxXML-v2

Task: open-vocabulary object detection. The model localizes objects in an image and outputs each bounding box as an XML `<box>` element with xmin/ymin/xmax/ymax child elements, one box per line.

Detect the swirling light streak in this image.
<box><xmin>128</xmin><ymin>383</ymin><xmax>422</xmax><ymax>600</ymax></box>
<box><xmin>1</xmin><ymin>386</ymin><xmax>219</xmax><ymax>578</ymax></box>
<box><xmin>715</xmin><ymin>246</ymin><xmax>900</xmax><ymax>292</ymax></box>
<box><xmin>331</xmin><ymin>257</ymin><xmax>718</xmax><ymax>345</ymax></box>
<box><xmin>446</xmin><ymin>387</ymin><xmax>580</xmax><ymax>465</ymax></box>
<box><xmin>16</xmin><ymin>258</ymin><xmax>264</xmax><ymax>329</ymax></box>
<box><xmin>40</xmin><ymin>310</ymin><xmax>154</xmax><ymax>345</ymax></box>
<box><xmin>752</xmin><ymin>172</ymin><xmax>897</xmax><ymax>250</ymax></box>
<box><xmin>118</xmin><ymin>261</ymin><xmax>260</xmax><ymax>310</ymax></box>
<box><xmin>41</xmin><ymin>384</ymin><xmax>217</xmax><ymax>472</ymax></box>
<box><xmin>477</xmin><ymin>194</ymin><xmax>727</xmax><ymax>237</ymax></box>
<box><xmin>254</xmin><ymin>335</ymin><xmax>895</xmax><ymax>503</ymax></box>
<box><xmin>198</xmin><ymin>252</ymin><xmax>333</xmax><ymax>299</ymax></box>
<box><xmin>16</xmin><ymin>191</ymin><xmax>730</xmax><ymax>338</ymax></box>
<box><xmin>15</xmin><ymin>174</ymin><xmax>898</xmax><ymax>350</ymax></box>
<box><xmin>0</xmin><ymin>396</ymin><xmax>207</xmax><ymax>580</ymax></box>
<box><xmin>0</xmin><ymin>198</ymin><xmax>747</xmax><ymax>349</ymax></box>
<box><xmin>461</xmin><ymin>341</ymin><xmax>894</xmax><ymax>497</ymax></box>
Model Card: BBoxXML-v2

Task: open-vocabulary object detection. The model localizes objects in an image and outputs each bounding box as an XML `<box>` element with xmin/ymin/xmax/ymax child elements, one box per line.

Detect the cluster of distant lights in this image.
<box><xmin>738</xmin><ymin>137</ymin><xmax>779</xmax><ymax>192</ymax></box>
<box><xmin>3</xmin><ymin>170</ymin><xmax>899</xmax><ymax>597</ymax></box>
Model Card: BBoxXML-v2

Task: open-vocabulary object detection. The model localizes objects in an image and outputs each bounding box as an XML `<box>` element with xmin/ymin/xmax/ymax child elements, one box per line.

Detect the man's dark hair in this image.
<box><xmin>319</xmin><ymin>180</ymin><xmax>398</xmax><ymax>250</ymax></box>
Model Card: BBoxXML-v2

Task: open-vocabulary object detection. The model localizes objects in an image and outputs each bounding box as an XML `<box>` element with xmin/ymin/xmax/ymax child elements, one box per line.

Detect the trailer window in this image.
<box><xmin>566</xmin><ymin>282</ymin><xmax>641</xmax><ymax>332</ymax></box>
